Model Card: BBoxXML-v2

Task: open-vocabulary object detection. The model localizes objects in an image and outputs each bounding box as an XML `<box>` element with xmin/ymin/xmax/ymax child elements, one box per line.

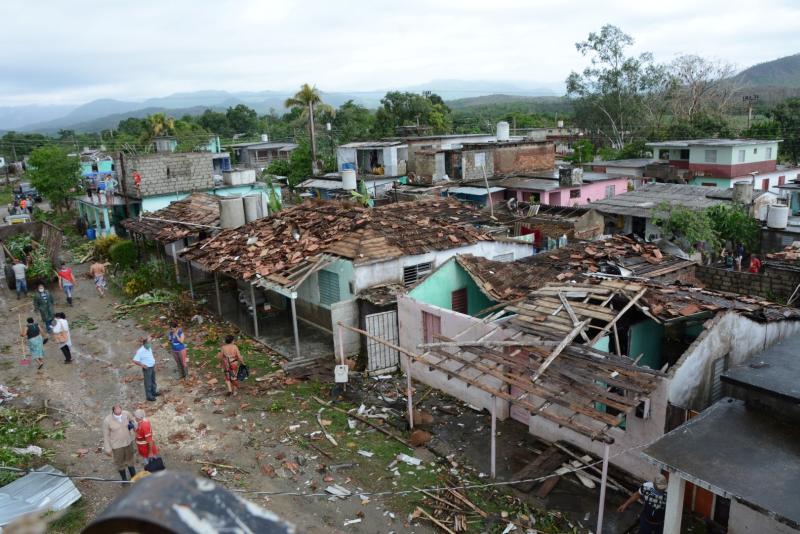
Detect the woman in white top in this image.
<box><xmin>51</xmin><ymin>312</ymin><xmax>72</xmax><ymax>363</ymax></box>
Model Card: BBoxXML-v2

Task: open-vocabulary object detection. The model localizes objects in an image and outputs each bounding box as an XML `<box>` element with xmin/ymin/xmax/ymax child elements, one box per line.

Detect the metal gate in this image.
<box><xmin>365</xmin><ymin>310</ymin><xmax>399</xmax><ymax>374</ymax></box>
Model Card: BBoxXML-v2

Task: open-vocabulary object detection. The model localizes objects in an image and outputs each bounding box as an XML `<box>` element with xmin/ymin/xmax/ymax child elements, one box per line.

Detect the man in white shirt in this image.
<box><xmin>132</xmin><ymin>336</ymin><xmax>158</xmax><ymax>401</ymax></box>
<box><xmin>11</xmin><ymin>259</ymin><xmax>27</xmax><ymax>299</ymax></box>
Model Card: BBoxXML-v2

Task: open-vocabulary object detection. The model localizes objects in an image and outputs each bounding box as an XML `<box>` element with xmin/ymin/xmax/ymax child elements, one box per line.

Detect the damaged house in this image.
<box><xmin>180</xmin><ymin>197</ymin><xmax>535</xmax><ymax>365</ymax></box>
<box><xmin>396</xmin><ymin>242</ymin><xmax>800</xmax><ymax>481</ymax></box>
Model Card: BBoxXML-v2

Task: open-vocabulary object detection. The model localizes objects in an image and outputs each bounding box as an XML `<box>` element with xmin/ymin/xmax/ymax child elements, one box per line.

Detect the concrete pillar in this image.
<box><xmin>102</xmin><ymin>208</ymin><xmax>112</xmax><ymax>236</ymax></box>
<box><xmin>663</xmin><ymin>475</ymin><xmax>686</xmax><ymax>534</ymax></box>
<box><xmin>94</xmin><ymin>207</ymin><xmax>102</xmax><ymax>237</ymax></box>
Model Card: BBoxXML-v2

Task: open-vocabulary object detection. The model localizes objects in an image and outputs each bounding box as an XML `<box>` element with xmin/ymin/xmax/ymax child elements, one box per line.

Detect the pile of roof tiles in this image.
<box><xmin>766</xmin><ymin>242</ymin><xmax>800</xmax><ymax>262</ymax></box>
<box><xmin>182</xmin><ymin>198</ymin><xmax>490</xmax><ymax>283</ymax></box>
<box><xmin>122</xmin><ymin>192</ymin><xmax>220</xmax><ymax>242</ymax></box>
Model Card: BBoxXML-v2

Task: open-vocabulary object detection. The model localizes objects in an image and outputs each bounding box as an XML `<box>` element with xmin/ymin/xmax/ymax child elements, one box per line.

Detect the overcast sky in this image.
<box><xmin>3</xmin><ymin>0</ymin><xmax>799</xmax><ymax>106</ymax></box>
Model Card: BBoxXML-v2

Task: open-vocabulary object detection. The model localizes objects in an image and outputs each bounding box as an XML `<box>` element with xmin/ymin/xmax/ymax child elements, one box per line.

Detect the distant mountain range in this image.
<box><xmin>734</xmin><ymin>53</ymin><xmax>800</xmax><ymax>88</ymax></box>
<box><xmin>0</xmin><ymin>79</ymin><xmax>563</xmax><ymax>133</ymax></box>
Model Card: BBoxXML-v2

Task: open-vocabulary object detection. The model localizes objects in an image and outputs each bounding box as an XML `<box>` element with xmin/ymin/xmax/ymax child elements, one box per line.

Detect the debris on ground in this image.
<box><xmin>0</xmin><ymin>385</ymin><xmax>18</xmax><ymax>404</ymax></box>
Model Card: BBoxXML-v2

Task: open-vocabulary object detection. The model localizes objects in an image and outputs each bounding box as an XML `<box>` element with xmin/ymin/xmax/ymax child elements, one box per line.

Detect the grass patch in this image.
<box><xmin>0</xmin><ymin>183</ymin><xmax>13</xmax><ymax>205</ymax></box>
<box><xmin>47</xmin><ymin>498</ymin><xmax>88</xmax><ymax>534</ymax></box>
<box><xmin>0</xmin><ymin>407</ymin><xmax>65</xmax><ymax>485</ymax></box>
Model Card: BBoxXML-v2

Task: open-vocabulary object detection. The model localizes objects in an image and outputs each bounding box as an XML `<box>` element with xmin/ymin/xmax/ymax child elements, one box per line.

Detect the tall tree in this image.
<box><xmin>374</xmin><ymin>91</ymin><xmax>452</xmax><ymax>136</ymax></box>
<box><xmin>769</xmin><ymin>98</ymin><xmax>800</xmax><ymax>164</ymax></box>
<box><xmin>566</xmin><ymin>25</ymin><xmax>661</xmax><ymax>148</ymax></box>
<box><xmin>27</xmin><ymin>146</ymin><xmax>81</xmax><ymax>213</ymax></box>
<box><xmin>225</xmin><ymin>104</ymin><xmax>260</xmax><ymax>136</ymax></box>
<box><xmin>668</xmin><ymin>55</ymin><xmax>738</xmax><ymax>122</ymax></box>
<box><xmin>285</xmin><ymin>84</ymin><xmax>332</xmax><ymax>176</ymax></box>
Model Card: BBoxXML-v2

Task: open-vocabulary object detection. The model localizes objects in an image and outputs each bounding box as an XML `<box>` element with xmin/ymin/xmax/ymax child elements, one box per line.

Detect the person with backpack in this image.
<box><xmin>218</xmin><ymin>335</ymin><xmax>246</xmax><ymax>397</ymax></box>
<box><xmin>167</xmin><ymin>321</ymin><xmax>188</xmax><ymax>379</ymax></box>
<box><xmin>20</xmin><ymin>317</ymin><xmax>46</xmax><ymax>370</ymax></box>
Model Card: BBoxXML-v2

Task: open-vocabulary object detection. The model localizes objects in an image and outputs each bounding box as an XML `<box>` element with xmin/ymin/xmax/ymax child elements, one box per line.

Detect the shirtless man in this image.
<box><xmin>89</xmin><ymin>261</ymin><xmax>111</xmax><ymax>297</ymax></box>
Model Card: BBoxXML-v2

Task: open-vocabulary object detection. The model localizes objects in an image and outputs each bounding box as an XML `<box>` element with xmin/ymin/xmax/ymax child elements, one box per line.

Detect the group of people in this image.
<box><xmin>720</xmin><ymin>242</ymin><xmax>762</xmax><ymax>273</ymax></box>
<box><xmin>8</xmin><ymin>195</ymin><xmax>35</xmax><ymax>215</ymax></box>
<box><xmin>131</xmin><ymin>328</ymin><xmax>247</xmax><ymax>402</ymax></box>
<box><xmin>101</xmin><ymin>404</ymin><xmax>159</xmax><ymax>481</ymax></box>
<box><xmin>86</xmin><ymin>175</ymin><xmax>117</xmax><ymax>206</ymax></box>
<box><xmin>23</xmin><ymin>287</ymin><xmax>73</xmax><ymax>368</ymax></box>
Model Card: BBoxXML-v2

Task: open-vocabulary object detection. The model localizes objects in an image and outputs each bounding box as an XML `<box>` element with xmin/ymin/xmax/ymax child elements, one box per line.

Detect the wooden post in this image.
<box><xmin>214</xmin><ymin>272</ymin><xmax>222</xmax><ymax>316</ymax></box>
<box><xmin>596</xmin><ymin>443</ymin><xmax>610</xmax><ymax>534</ymax></box>
<box><xmin>250</xmin><ymin>283</ymin><xmax>259</xmax><ymax>338</ymax></box>
<box><xmin>490</xmin><ymin>395</ymin><xmax>497</xmax><ymax>479</ymax></box>
<box><xmin>171</xmin><ymin>242</ymin><xmax>180</xmax><ymax>280</ymax></box>
<box><xmin>290</xmin><ymin>296</ymin><xmax>300</xmax><ymax>360</ymax></box>
<box><xmin>404</xmin><ymin>354</ymin><xmax>414</xmax><ymax>429</ymax></box>
<box><xmin>337</xmin><ymin>323</ymin><xmax>346</xmax><ymax>366</ymax></box>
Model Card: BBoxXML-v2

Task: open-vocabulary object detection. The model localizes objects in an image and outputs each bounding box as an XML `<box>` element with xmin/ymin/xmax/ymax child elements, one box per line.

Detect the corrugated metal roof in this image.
<box><xmin>0</xmin><ymin>465</ymin><xmax>81</xmax><ymax>526</ymax></box>
<box><xmin>338</xmin><ymin>141</ymin><xmax>406</xmax><ymax>149</ymax></box>
<box><xmin>589</xmin><ymin>183</ymin><xmax>728</xmax><ymax>217</ymax></box>
<box><xmin>446</xmin><ymin>186</ymin><xmax>505</xmax><ymax>195</ymax></box>
<box><xmin>646</xmin><ymin>138</ymin><xmax>782</xmax><ymax>148</ymax></box>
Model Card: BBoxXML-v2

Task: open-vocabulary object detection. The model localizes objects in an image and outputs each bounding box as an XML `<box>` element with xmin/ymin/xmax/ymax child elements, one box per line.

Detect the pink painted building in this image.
<box><xmin>498</xmin><ymin>170</ymin><xmax>629</xmax><ymax>207</ymax></box>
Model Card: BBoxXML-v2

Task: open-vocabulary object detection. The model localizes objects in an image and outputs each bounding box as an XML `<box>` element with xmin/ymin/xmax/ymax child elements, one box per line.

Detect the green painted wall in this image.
<box><xmin>409</xmin><ymin>259</ymin><xmax>494</xmax><ymax>316</ymax></box>
<box><xmin>629</xmin><ymin>320</ymin><xmax>664</xmax><ymax>370</ymax></box>
<box><xmin>689</xmin><ymin>176</ymin><xmax>732</xmax><ymax>188</ymax></box>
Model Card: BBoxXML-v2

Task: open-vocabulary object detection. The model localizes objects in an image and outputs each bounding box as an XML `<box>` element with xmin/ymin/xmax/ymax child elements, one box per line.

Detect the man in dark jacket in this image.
<box><xmin>32</xmin><ymin>284</ymin><xmax>55</xmax><ymax>333</ymax></box>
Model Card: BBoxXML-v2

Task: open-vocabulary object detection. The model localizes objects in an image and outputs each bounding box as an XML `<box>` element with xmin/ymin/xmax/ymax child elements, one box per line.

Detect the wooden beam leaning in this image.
<box><xmin>589</xmin><ymin>288</ymin><xmax>647</xmax><ymax>346</ymax></box>
<box><xmin>531</xmin><ymin>320</ymin><xmax>589</xmax><ymax>383</ymax></box>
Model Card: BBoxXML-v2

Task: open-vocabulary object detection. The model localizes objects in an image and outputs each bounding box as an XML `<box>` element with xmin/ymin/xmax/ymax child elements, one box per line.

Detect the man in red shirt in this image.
<box><xmin>57</xmin><ymin>262</ymin><xmax>77</xmax><ymax>306</ymax></box>
<box><xmin>749</xmin><ymin>255</ymin><xmax>762</xmax><ymax>274</ymax></box>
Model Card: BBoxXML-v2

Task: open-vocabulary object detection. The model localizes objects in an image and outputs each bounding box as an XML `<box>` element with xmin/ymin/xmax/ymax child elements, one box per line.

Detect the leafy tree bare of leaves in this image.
<box><xmin>668</xmin><ymin>55</ymin><xmax>739</xmax><ymax>123</ymax></box>
<box><xmin>566</xmin><ymin>25</ymin><xmax>660</xmax><ymax>148</ymax></box>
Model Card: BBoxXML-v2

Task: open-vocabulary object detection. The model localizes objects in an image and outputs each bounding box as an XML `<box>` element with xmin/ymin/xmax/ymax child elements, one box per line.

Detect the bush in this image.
<box><xmin>109</xmin><ymin>240</ymin><xmax>137</xmax><ymax>269</ymax></box>
<box><xmin>119</xmin><ymin>259</ymin><xmax>176</xmax><ymax>298</ymax></box>
<box><xmin>94</xmin><ymin>235</ymin><xmax>121</xmax><ymax>259</ymax></box>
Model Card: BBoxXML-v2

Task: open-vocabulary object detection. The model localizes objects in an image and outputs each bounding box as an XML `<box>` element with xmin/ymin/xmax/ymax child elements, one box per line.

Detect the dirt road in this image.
<box><xmin>0</xmin><ymin>264</ymin><xmax>432</xmax><ymax>533</ymax></box>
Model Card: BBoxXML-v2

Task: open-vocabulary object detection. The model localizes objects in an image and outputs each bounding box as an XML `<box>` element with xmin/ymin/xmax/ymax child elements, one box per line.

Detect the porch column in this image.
<box><xmin>94</xmin><ymin>207</ymin><xmax>102</xmax><ymax>237</ymax></box>
<box><xmin>596</xmin><ymin>443</ymin><xmax>610</xmax><ymax>534</ymax></box>
<box><xmin>171</xmin><ymin>242</ymin><xmax>180</xmax><ymax>280</ymax></box>
<box><xmin>102</xmin><ymin>207</ymin><xmax>112</xmax><ymax>236</ymax></box>
<box><xmin>490</xmin><ymin>395</ymin><xmax>497</xmax><ymax>479</ymax></box>
<box><xmin>214</xmin><ymin>273</ymin><xmax>222</xmax><ymax>316</ymax></box>
<box><xmin>250</xmin><ymin>283</ymin><xmax>259</xmax><ymax>338</ymax></box>
<box><xmin>663</xmin><ymin>474</ymin><xmax>686</xmax><ymax>534</ymax></box>
<box><xmin>290</xmin><ymin>295</ymin><xmax>301</xmax><ymax>360</ymax></box>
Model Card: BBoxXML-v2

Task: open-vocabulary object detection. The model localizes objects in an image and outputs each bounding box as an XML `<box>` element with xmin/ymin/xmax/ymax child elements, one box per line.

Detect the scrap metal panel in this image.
<box><xmin>0</xmin><ymin>465</ymin><xmax>81</xmax><ymax>527</ymax></box>
<box><xmin>365</xmin><ymin>310</ymin><xmax>400</xmax><ymax>373</ymax></box>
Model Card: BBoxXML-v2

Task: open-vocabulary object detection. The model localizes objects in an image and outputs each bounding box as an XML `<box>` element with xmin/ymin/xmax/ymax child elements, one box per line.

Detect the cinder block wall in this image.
<box><xmin>461</xmin><ymin>149</ymin><xmax>494</xmax><ymax>181</ymax></box>
<box><xmin>116</xmin><ymin>153</ymin><xmax>214</xmax><ymax>198</ymax></box>
<box><xmin>695</xmin><ymin>265</ymin><xmax>800</xmax><ymax>302</ymax></box>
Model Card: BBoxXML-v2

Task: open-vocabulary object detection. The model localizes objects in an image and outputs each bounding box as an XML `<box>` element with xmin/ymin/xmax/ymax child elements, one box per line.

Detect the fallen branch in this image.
<box><xmin>195</xmin><ymin>460</ymin><xmax>250</xmax><ymax>474</ymax></box>
<box><xmin>415</xmin><ymin>506</ymin><xmax>456</xmax><ymax>534</ymax></box>
<box><xmin>316</xmin><ymin>409</ymin><xmax>338</xmax><ymax>447</ymax></box>
<box><xmin>312</xmin><ymin>396</ymin><xmax>411</xmax><ymax>448</ymax></box>
<box><xmin>43</xmin><ymin>399</ymin><xmax>92</xmax><ymax>427</ymax></box>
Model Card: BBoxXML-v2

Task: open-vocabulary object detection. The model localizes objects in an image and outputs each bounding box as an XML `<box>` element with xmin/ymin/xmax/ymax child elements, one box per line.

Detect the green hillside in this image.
<box><xmin>734</xmin><ymin>53</ymin><xmax>800</xmax><ymax>88</ymax></box>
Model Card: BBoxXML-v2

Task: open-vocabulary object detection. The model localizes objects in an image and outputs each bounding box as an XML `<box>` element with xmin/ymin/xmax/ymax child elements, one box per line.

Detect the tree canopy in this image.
<box><xmin>26</xmin><ymin>146</ymin><xmax>82</xmax><ymax>212</ymax></box>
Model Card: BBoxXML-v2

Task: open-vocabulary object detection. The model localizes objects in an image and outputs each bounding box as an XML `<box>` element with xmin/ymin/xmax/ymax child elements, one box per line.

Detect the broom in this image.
<box><xmin>18</xmin><ymin>314</ymin><xmax>30</xmax><ymax>366</ymax></box>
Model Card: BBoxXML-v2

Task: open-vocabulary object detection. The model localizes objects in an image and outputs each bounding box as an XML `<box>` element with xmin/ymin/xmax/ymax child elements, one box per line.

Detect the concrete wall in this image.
<box><xmin>407</xmin><ymin>258</ymin><xmax>494</xmax><ymax>315</ymax></box>
<box><xmin>461</xmin><ymin>149</ymin><xmax>494</xmax><ymax>181</ymax></box>
<box><xmin>353</xmin><ymin>240</ymin><xmax>534</xmax><ymax>292</ymax></box>
<box><xmin>397</xmin><ymin>294</ymin><xmax>511</xmax><ymax>418</ymax></box>
<box><xmin>667</xmin><ymin>311</ymin><xmax>800</xmax><ymax>411</ymax></box>
<box><xmin>117</xmin><ymin>152</ymin><xmax>214</xmax><ymax>198</ymax></box>
<box><xmin>728</xmin><ymin>499</ymin><xmax>800</xmax><ymax>534</ymax></box>
<box><xmin>695</xmin><ymin>265</ymin><xmax>800</xmax><ymax>302</ymax></box>
<box><xmin>331</xmin><ymin>298</ymin><xmax>359</xmax><ymax>356</ymax></box>
<box><xmin>492</xmin><ymin>142</ymin><xmax>554</xmax><ymax>174</ymax></box>
<box><xmin>141</xmin><ymin>184</ymin><xmax>281</xmax><ymax>213</ymax></box>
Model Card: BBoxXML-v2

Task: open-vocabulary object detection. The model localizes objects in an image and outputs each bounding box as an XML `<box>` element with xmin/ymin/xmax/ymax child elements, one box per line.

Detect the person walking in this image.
<box><xmin>51</xmin><ymin>312</ymin><xmax>72</xmax><ymax>363</ymax></box>
<box><xmin>32</xmin><ymin>284</ymin><xmax>55</xmax><ymax>333</ymax></box>
<box><xmin>21</xmin><ymin>317</ymin><xmax>46</xmax><ymax>370</ymax></box>
<box><xmin>167</xmin><ymin>321</ymin><xmax>189</xmax><ymax>379</ymax></box>
<box><xmin>89</xmin><ymin>260</ymin><xmax>110</xmax><ymax>297</ymax></box>
<box><xmin>11</xmin><ymin>258</ymin><xmax>28</xmax><ymax>299</ymax></box>
<box><xmin>734</xmin><ymin>242</ymin><xmax>745</xmax><ymax>272</ymax></box>
<box><xmin>618</xmin><ymin>474</ymin><xmax>668</xmax><ymax>534</ymax></box>
<box><xmin>219</xmin><ymin>335</ymin><xmax>245</xmax><ymax>397</ymax></box>
<box><xmin>133</xmin><ymin>409</ymin><xmax>158</xmax><ymax>464</ymax></box>
<box><xmin>133</xmin><ymin>336</ymin><xmax>159</xmax><ymax>402</ymax></box>
<box><xmin>56</xmin><ymin>262</ymin><xmax>77</xmax><ymax>307</ymax></box>
<box><xmin>102</xmin><ymin>405</ymin><xmax>137</xmax><ymax>482</ymax></box>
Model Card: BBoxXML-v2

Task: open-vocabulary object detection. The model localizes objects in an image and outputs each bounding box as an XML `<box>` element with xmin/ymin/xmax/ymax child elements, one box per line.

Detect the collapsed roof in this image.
<box><xmin>122</xmin><ymin>192</ymin><xmax>221</xmax><ymax>243</ymax></box>
<box><xmin>182</xmin><ymin>197</ymin><xmax>492</xmax><ymax>290</ymax></box>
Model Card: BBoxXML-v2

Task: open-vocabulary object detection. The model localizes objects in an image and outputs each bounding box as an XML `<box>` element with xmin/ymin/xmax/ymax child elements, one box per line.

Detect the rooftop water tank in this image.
<box><xmin>767</xmin><ymin>204</ymin><xmax>789</xmax><ymax>229</ymax></box>
<box><xmin>342</xmin><ymin>169</ymin><xmax>357</xmax><ymax>191</ymax></box>
<box><xmin>496</xmin><ymin>121</ymin><xmax>510</xmax><ymax>142</ymax></box>
<box><xmin>219</xmin><ymin>197</ymin><xmax>246</xmax><ymax>229</ymax></box>
<box><xmin>260</xmin><ymin>134</ymin><xmax>269</xmax><ymax>142</ymax></box>
<box><xmin>243</xmin><ymin>194</ymin><xmax>264</xmax><ymax>223</ymax></box>
<box><xmin>733</xmin><ymin>181</ymin><xmax>754</xmax><ymax>204</ymax></box>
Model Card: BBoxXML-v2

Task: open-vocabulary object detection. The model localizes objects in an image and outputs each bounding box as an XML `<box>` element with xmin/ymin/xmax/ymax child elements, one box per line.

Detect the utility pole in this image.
<box><xmin>743</xmin><ymin>94</ymin><xmax>759</xmax><ymax>129</ymax></box>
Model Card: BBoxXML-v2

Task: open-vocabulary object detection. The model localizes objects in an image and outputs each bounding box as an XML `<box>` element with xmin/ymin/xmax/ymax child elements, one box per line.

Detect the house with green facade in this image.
<box><xmin>398</xmin><ymin>270</ymin><xmax>800</xmax><ymax>482</ymax></box>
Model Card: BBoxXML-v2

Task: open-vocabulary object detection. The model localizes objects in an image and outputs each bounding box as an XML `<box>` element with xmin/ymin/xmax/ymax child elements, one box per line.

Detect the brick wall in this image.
<box><xmin>461</xmin><ymin>149</ymin><xmax>494</xmax><ymax>181</ymax></box>
<box><xmin>493</xmin><ymin>142</ymin><xmax>554</xmax><ymax>174</ymax></box>
<box><xmin>695</xmin><ymin>264</ymin><xmax>800</xmax><ymax>302</ymax></box>
<box><xmin>116</xmin><ymin>152</ymin><xmax>214</xmax><ymax>199</ymax></box>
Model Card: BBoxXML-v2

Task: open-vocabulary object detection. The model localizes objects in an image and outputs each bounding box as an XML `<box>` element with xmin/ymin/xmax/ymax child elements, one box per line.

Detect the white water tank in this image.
<box><xmin>260</xmin><ymin>134</ymin><xmax>269</xmax><ymax>142</ymax></box>
<box><xmin>496</xmin><ymin>121</ymin><xmax>510</xmax><ymax>142</ymax></box>
<box><xmin>223</xmin><ymin>169</ymin><xmax>256</xmax><ymax>186</ymax></box>
<box><xmin>733</xmin><ymin>181</ymin><xmax>754</xmax><ymax>204</ymax></box>
<box><xmin>767</xmin><ymin>204</ymin><xmax>790</xmax><ymax>229</ymax></box>
<box><xmin>219</xmin><ymin>197</ymin><xmax>246</xmax><ymax>229</ymax></box>
<box><xmin>341</xmin><ymin>169</ymin><xmax>357</xmax><ymax>190</ymax></box>
<box><xmin>243</xmin><ymin>194</ymin><xmax>264</xmax><ymax>223</ymax></box>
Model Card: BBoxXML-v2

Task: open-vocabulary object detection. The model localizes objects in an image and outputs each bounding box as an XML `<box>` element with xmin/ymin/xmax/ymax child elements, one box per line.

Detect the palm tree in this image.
<box><xmin>285</xmin><ymin>84</ymin><xmax>333</xmax><ymax>176</ymax></box>
<box><xmin>147</xmin><ymin>112</ymin><xmax>175</xmax><ymax>138</ymax></box>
